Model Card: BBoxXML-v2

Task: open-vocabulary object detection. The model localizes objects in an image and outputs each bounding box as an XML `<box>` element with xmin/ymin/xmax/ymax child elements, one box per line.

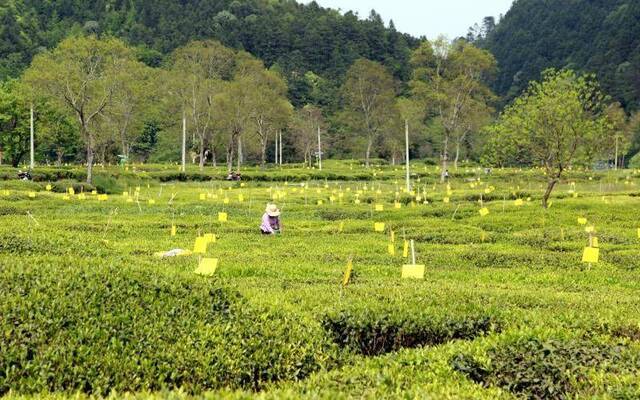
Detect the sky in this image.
<box><xmin>303</xmin><ymin>0</ymin><xmax>515</xmax><ymax>39</ymax></box>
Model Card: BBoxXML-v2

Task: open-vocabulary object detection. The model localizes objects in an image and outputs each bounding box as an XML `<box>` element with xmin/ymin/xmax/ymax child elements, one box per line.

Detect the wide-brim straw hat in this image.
<box><xmin>265</xmin><ymin>204</ymin><xmax>281</xmax><ymax>217</ymax></box>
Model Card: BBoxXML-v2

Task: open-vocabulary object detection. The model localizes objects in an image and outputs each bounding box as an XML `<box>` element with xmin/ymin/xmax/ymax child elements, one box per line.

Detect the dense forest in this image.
<box><xmin>1</xmin><ymin>0</ymin><xmax>639</xmax><ymax>172</ymax></box>
<box><xmin>475</xmin><ymin>0</ymin><xmax>640</xmax><ymax>111</ymax></box>
<box><xmin>0</xmin><ymin>0</ymin><xmax>418</xmax><ymax>107</ymax></box>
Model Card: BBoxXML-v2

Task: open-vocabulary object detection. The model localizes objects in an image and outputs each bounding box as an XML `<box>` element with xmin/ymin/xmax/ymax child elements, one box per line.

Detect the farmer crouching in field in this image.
<box><xmin>260</xmin><ymin>204</ymin><xmax>281</xmax><ymax>235</ymax></box>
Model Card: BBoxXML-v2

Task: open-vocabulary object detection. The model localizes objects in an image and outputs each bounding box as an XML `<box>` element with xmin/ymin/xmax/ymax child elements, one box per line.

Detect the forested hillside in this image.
<box><xmin>0</xmin><ymin>0</ymin><xmax>417</xmax><ymax>106</ymax></box>
<box><xmin>480</xmin><ymin>0</ymin><xmax>640</xmax><ymax>111</ymax></box>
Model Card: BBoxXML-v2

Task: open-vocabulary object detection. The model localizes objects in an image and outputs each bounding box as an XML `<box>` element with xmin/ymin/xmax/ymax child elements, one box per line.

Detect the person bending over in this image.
<box><xmin>260</xmin><ymin>203</ymin><xmax>281</xmax><ymax>235</ymax></box>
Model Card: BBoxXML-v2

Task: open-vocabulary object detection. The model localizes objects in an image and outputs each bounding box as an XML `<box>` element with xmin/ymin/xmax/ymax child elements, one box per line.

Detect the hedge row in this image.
<box><xmin>322</xmin><ymin>309</ymin><xmax>500</xmax><ymax>356</ymax></box>
<box><xmin>0</xmin><ymin>263</ymin><xmax>337</xmax><ymax>396</ymax></box>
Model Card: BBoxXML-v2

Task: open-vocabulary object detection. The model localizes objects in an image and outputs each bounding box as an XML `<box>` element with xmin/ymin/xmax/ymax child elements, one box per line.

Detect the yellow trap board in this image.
<box><xmin>195</xmin><ymin>258</ymin><xmax>218</xmax><ymax>276</ymax></box>
<box><xmin>401</xmin><ymin>265</ymin><xmax>425</xmax><ymax>279</ymax></box>
<box><xmin>582</xmin><ymin>247</ymin><xmax>599</xmax><ymax>263</ymax></box>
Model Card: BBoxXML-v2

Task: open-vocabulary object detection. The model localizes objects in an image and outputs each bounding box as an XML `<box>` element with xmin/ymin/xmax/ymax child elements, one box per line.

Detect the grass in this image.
<box><xmin>1</xmin><ymin>163</ymin><xmax>640</xmax><ymax>399</ymax></box>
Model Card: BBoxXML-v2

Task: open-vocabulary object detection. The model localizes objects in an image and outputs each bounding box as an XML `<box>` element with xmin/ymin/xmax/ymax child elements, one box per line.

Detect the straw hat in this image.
<box><xmin>265</xmin><ymin>203</ymin><xmax>281</xmax><ymax>217</ymax></box>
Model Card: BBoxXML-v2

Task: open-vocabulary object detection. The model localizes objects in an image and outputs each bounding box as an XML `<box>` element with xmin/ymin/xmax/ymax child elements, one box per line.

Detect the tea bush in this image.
<box><xmin>452</xmin><ymin>337</ymin><xmax>640</xmax><ymax>399</ymax></box>
<box><xmin>0</xmin><ymin>263</ymin><xmax>338</xmax><ymax>396</ymax></box>
<box><xmin>323</xmin><ymin>309</ymin><xmax>500</xmax><ymax>356</ymax></box>
<box><xmin>1</xmin><ymin>164</ymin><xmax>640</xmax><ymax>398</ymax></box>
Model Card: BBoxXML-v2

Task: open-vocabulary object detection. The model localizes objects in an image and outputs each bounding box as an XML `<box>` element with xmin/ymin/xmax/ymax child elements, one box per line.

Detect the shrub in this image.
<box><xmin>0</xmin><ymin>264</ymin><xmax>337</xmax><ymax>396</ymax></box>
<box><xmin>452</xmin><ymin>337</ymin><xmax>638</xmax><ymax>399</ymax></box>
<box><xmin>322</xmin><ymin>310</ymin><xmax>499</xmax><ymax>356</ymax></box>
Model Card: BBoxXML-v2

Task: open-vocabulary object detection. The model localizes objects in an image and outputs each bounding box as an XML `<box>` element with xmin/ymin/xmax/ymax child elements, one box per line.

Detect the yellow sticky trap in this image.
<box><xmin>122</xmin><ymin>191</ymin><xmax>128</xmax><ymax>197</ymax></box>
<box><xmin>126</xmin><ymin>198</ymin><xmax>133</xmax><ymax>203</ymax></box>
<box><xmin>62</xmin><ymin>195</ymin><xmax>70</xmax><ymax>201</ymax></box>
<box><xmin>585</xmin><ymin>226</ymin><xmax>595</xmax><ymax>233</ymax></box>
<box><xmin>98</xmin><ymin>194</ymin><xmax>108</xmax><ymax>201</ymax></box>
<box><xmin>387</xmin><ymin>243</ymin><xmax>396</xmax><ymax>256</ymax></box>
<box><xmin>591</xmin><ymin>237</ymin><xmax>599</xmax><ymax>248</ymax></box>
<box><xmin>1</xmin><ymin>190</ymin><xmax>9</xmax><ymax>196</ymax></box>
<box><xmin>240</xmin><ymin>182</ymin><xmax>246</xmax><ymax>187</ymax></box>
<box><xmin>354</xmin><ymin>199</ymin><xmax>361</xmax><ymax>204</ymax></box>
<box><xmin>342</xmin><ymin>259</ymin><xmax>353</xmax><ymax>287</ymax></box>
<box><xmin>443</xmin><ymin>197</ymin><xmax>450</xmax><ymax>204</ymax></box>
<box><xmin>238</xmin><ymin>194</ymin><xmax>244</xmax><ymax>202</ymax></box>
<box><xmin>637</xmin><ymin>228</ymin><xmax>640</xmax><ymax>239</ymax></box>
<box><xmin>374</xmin><ymin>222</ymin><xmax>385</xmax><ymax>232</ymax></box>
<box><xmin>394</xmin><ymin>202</ymin><xmax>401</xmax><ymax>209</ymax></box>
<box><xmin>375</xmin><ymin>204</ymin><xmax>384</xmax><ymax>212</ymax></box>
<box><xmin>401</xmin><ymin>265</ymin><xmax>425</xmax><ymax>279</ymax></box>
<box><xmin>195</xmin><ymin>258</ymin><xmax>218</xmax><ymax>276</ymax></box>
<box><xmin>171</xmin><ymin>225</ymin><xmax>176</xmax><ymax>236</ymax></box>
<box><xmin>148</xmin><ymin>199</ymin><xmax>155</xmax><ymax>205</ymax></box>
<box><xmin>514</xmin><ymin>199</ymin><xmax>524</xmax><ymax>206</ymax></box>
<box><xmin>68</xmin><ymin>187</ymin><xmax>75</xmax><ymax>195</ymax></box>
<box><xmin>223</xmin><ymin>198</ymin><xmax>230</xmax><ymax>204</ymax></box>
<box><xmin>91</xmin><ymin>190</ymin><xmax>97</xmax><ymax>195</ymax></box>
<box><xmin>45</xmin><ymin>184</ymin><xmax>52</xmax><ymax>191</ymax></box>
<box><xmin>338</xmin><ymin>221</ymin><xmax>344</xmax><ymax>233</ymax></box>
<box><xmin>77</xmin><ymin>193</ymin><xmax>86</xmax><ymax>200</ymax></box>
<box><xmin>479</xmin><ymin>207</ymin><xmax>490</xmax><ymax>217</ymax></box>
<box><xmin>28</xmin><ymin>192</ymin><xmax>36</xmax><ymax>198</ymax></box>
<box><xmin>582</xmin><ymin>247</ymin><xmax>599</xmax><ymax>263</ymax></box>
<box><xmin>193</xmin><ymin>237</ymin><xmax>208</xmax><ymax>254</ymax></box>
<box><xmin>317</xmin><ymin>200</ymin><xmax>323</xmax><ymax>205</ymax></box>
<box><xmin>203</xmin><ymin>233</ymin><xmax>216</xmax><ymax>244</ymax></box>
<box><xmin>391</xmin><ymin>231</ymin><xmax>395</xmax><ymax>243</ymax></box>
<box><xmin>403</xmin><ymin>240</ymin><xmax>409</xmax><ymax>258</ymax></box>
<box><xmin>578</xmin><ymin>217</ymin><xmax>587</xmax><ymax>225</ymax></box>
<box><xmin>199</xmin><ymin>193</ymin><xmax>206</xmax><ymax>200</ymax></box>
<box><xmin>218</xmin><ymin>212</ymin><xmax>228</xmax><ymax>222</ymax></box>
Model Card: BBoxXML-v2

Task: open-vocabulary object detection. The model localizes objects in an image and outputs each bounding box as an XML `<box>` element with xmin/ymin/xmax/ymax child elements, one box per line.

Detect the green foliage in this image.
<box><xmin>452</xmin><ymin>337</ymin><xmax>639</xmax><ymax>399</ymax></box>
<box><xmin>323</xmin><ymin>309</ymin><xmax>499</xmax><ymax>356</ymax></box>
<box><xmin>0</xmin><ymin>80</ymin><xmax>30</xmax><ymax>167</ymax></box>
<box><xmin>0</xmin><ymin>264</ymin><xmax>336</xmax><ymax>395</ymax></box>
<box><xmin>484</xmin><ymin>69</ymin><xmax>612</xmax><ymax>207</ymax></box>
<box><xmin>481</xmin><ymin>0</ymin><xmax>640</xmax><ymax>111</ymax></box>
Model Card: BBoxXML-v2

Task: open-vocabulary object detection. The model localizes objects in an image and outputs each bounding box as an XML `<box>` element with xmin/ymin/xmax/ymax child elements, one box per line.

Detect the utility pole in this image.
<box><xmin>405</xmin><ymin>119</ymin><xmax>410</xmax><ymax>193</ymax></box>
<box><xmin>237</xmin><ymin>136</ymin><xmax>242</xmax><ymax>172</ymax></box>
<box><xmin>181</xmin><ymin>110</ymin><xmax>186</xmax><ymax>172</ymax></box>
<box><xmin>279</xmin><ymin>130</ymin><xmax>283</xmax><ymax>166</ymax></box>
<box><xmin>274</xmin><ymin>132</ymin><xmax>279</xmax><ymax>165</ymax></box>
<box><xmin>30</xmin><ymin>103</ymin><xmax>34</xmax><ymax>170</ymax></box>
<box><xmin>317</xmin><ymin>125</ymin><xmax>322</xmax><ymax>170</ymax></box>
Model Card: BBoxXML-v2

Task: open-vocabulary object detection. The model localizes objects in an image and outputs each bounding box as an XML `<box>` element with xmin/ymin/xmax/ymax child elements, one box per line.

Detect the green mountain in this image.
<box><xmin>481</xmin><ymin>0</ymin><xmax>640</xmax><ymax>110</ymax></box>
<box><xmin>0</xmin><ymin>0</ymin><xmax>418</xmax><ymax>106</ymax></box>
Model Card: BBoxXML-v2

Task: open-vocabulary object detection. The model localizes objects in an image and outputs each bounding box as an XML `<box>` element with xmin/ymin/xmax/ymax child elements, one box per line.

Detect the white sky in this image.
<box><xmin>303</xmin><ymin>0</ymin><xmax>515</xmax><ymax>39</ymax></box>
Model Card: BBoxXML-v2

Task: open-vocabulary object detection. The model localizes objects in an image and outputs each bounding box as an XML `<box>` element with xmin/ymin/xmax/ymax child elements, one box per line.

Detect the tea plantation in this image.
<box><xmin>1</xmin><ymin>161</ymin><xmax>640</xmax><ymax>399</ymax></box>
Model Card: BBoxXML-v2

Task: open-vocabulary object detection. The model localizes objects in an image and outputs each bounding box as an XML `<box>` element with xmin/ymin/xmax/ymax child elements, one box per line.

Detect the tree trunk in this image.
<box><xmin>211</xmin><ymin>147</ymin><xmax>216</xmax><ymax>167</ymax></box>
<box><xmin>56</xmin><ymin>150</ymin><xmax>63</xmax><ymax>167</ymax></box>
<box><xmin>226</xmin><ymin>139</ymin><xmax>234</xmax><ymax>173</ymax></box>
<box><xmin>542</xmin><ymin>178</ymin><xmax>558</xmax><ymax>209</ymax></box>
<box><xmin>440</xmin><ymin>134</ymin><xmax>449</xmax><ymax>183</ymax></box>
<box><xmin>198</xmin><ymin>141</ymin><xmax>205</xmax><ymax>171</ymax></box>
<box><xmin>615</xmin><ymin>136</ymin><xmax>619</xmax><ymax>170</ymax></box>
<box><xmin>86</xmin><ymin>141</ymin><xmax>94</xmax><ymax>184</ymax></box>
<box><xmin>260</xmin><ymin>138</ymin><xmax>267</xmax><ymax>169</ymax></box>
<box><xmin>365</xmin><ymin>138</ymin><xmax>372</xmax><ymax>168</ymax></box>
